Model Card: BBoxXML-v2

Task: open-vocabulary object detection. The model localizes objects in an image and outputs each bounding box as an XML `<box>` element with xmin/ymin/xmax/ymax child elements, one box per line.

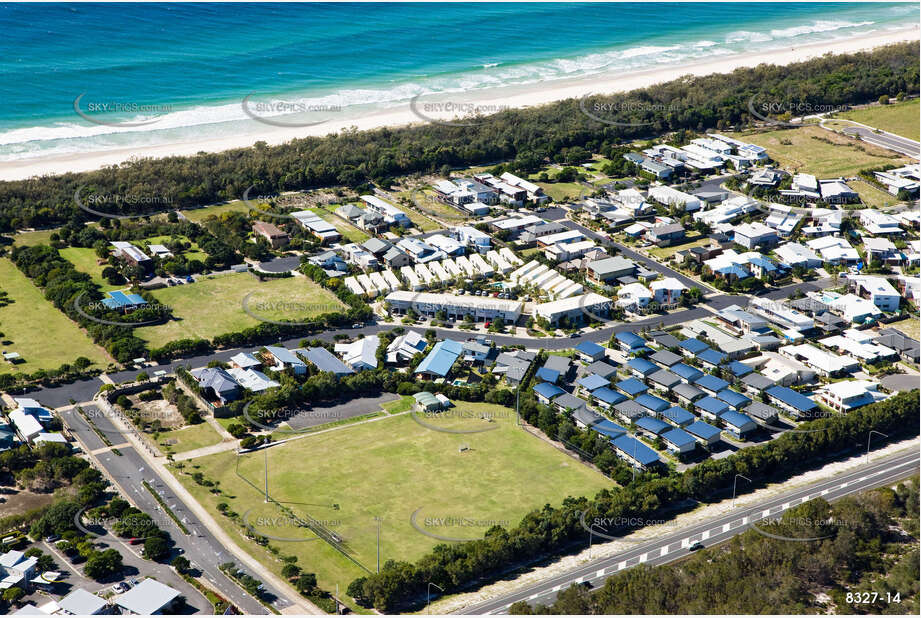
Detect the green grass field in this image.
<box><xmin>0</xmin><ymin>258</ymin><xmax>110</xmax><ymax>375</ymax></box>
<box><xmin>155</xmin><ymin>421</ymin><xmax>224</xmax><ymax>454</ymax></box>
<box><xmin>180</xmin><ymin>200</ymin><xmax>254</xmax><ymax>222</ymax></box>
<box><xmin>11</xmin><ymin>229</ymin><xmax>59</xmax><ymax>247</ymax></box>
<box><xmin>58</xmin><ymin>247</ymin><xmax>124</xmax><ymax>293</ymax></box>
<box><xmin>135</xmin><ymin>273</ymin><xmax>345</xmax><ymax>347</ymax></box>
<box><xmin>890</xmin><ymin>317</ymin><xmax>920</xmax><ymax>340</ymax></box>
<box><xmin>173</xmin><ymin>402</ymin><xmax>611</xmax><ymax>595</ymax></box>
<box><xmin>309</xmin><ymin>206</ymin><xmax>370</xmax><ymax>243</ymax></box>
<box><xmin>736</xmin><ymin>125</ymin><xmax>910</xmax><ymax>178</ymax></box>
<box><xmin>850</xmin><ymin>179</ymin><xmax>904</xmax><ymax>209</ymax></box>
<box><xmin>836</xmin><ymin>99</ymin><xmax>920</xmax><ymax>141</ymax></box>
<box><xmin>648</xmin><ymin>234</ymin><xmax>711</xmax><ymax>260</ymax></box>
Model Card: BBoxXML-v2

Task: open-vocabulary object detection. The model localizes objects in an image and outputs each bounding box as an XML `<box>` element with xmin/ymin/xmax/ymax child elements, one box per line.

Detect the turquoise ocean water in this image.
<box><xmin>0</xmin><ymin>2</ymin><xmax>916</xmax><ymax>161</ymax></box>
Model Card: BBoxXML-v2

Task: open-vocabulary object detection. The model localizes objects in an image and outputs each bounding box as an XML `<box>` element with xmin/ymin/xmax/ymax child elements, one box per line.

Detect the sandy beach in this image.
<box><xmin>1</xmin><ymin>25</ymin><xmax>917</xmax><ymax>182</ymax></box>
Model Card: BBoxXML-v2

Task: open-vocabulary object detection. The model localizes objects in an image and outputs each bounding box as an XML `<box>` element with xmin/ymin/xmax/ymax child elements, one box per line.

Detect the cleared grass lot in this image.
<box><xmin>309</xmin><ymin>205</ymin><xmax>370</xmax><ymax>243</ymax></box>
<box><xmin>648</xmin><ymin>234</ymin><xmax>711</xmax><ymax>260</ymax></box>
<box><xmin>736</xmin><ymin>125</ymin><xmax>910</xmax><ymax>178</ymax></box>
<box><xmin>0</xmin><ymin>258</ymin><xmax>110</xmax><ymax>374</ymax></box>
<box><xmin>135</xmin><ymin>272</ymin><xmax>345</xmax><ymax>347</ymax></box>
<box><xmin>180</xmin><ymin>200</ymin><xmax>254</xmax><ymax>222</ymax></box>
<box><xmin>155</xmin><ymin>421</ymin><xmax>224</xmax><ymax>454</ymax></box>
<box><xmin>835</xmin><ymin>99</ymin><xmax>920</xmax><ymax>141</ymax></box>
<box><xmin>174</xmin><ymin>401</ymin><xmax>611</xmax><ymax>595</ymax></box>
<box><xmin>59</xmin><ymin>247</ymin><xmax>123</xmax><ymax>292</ymax></box>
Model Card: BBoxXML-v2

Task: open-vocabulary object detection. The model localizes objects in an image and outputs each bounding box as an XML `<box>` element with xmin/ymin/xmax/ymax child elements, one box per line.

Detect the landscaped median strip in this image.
<box><xmin>142</xmin><ymin>479</ymin><xmax>191</xmax><ymax>535</ymax></box>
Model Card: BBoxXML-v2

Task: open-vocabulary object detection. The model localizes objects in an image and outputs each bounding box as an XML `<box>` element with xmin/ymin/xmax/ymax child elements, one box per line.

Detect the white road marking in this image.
<box><xmin>596</xmin><ymin>569</ymin><xmax>605</xmax><ymax>577</ymax></box>
<box><xmin>638</xmin><ymin>553</ymin><xmax>647</xmax><ymax>563</ymax></box>
<box><xmin>701</xmin><ymin>530</ymin><xmax>710</xmax><ymax>540</ymax></box>
<box><xmin>617</xmin><ymin>560</ymin><xmax>626</xmax><ymax>570</ymax></box>
<box><xmin>722</xmin><ymin>523</ymin><xmax>731</xmax><ymax>532</ymax></box>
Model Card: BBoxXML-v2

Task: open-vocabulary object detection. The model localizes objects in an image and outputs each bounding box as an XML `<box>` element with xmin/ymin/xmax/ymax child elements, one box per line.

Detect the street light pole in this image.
<box><xmin>732</xmin><ymin>474</ymin><xmax>751</xmax><ymax>509</ymax></box>
<box><xmin>427</xmin><ymin>582</ymin><xmax>444</xmax><ymax>608</ymax></box>
<box><xmin>866</xmin><ymin>430</ymin><xmax>888</xmax><ymax>462</ymax></box>
<box><xmin>264</xmin><ymin>446</ymin><xmax>269</xmax><ymax>503</ymax></box>
<box><xmin>374</xmin><ymin>516</ymin><xmax>383</xmax><ymax>573</ymax></box>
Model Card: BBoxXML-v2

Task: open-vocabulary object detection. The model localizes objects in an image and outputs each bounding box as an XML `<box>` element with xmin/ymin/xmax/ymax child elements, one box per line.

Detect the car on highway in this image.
<box><xmin>689</xmin><ymin>541</ymin><xmax>705</xmax><ymax>551</ymax></box>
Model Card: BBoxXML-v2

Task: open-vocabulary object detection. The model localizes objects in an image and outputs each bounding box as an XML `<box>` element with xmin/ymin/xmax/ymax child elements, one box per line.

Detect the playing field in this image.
<box><xmin>174</xmin><ymin>402</ymin><xmax>612</xmax><ymax>595</ymax></box>
<box><xmin>737</xmin><ymin>125</ymin><xmax>910</xmax><ymax>178</ymax></box>
<box><xmin>0</xmin><ymin>258</ymin><xmax>110</xmax><ymax>375</ymax></box>
<box><xmin>134</xmin><ymin>272</ymin><xmax>345</xmax><ymax>347</ymax></box>
<box><xmin>836</xmin><ymin>99</ymin><xmax>920</xmax><ymax>141</ymax></box>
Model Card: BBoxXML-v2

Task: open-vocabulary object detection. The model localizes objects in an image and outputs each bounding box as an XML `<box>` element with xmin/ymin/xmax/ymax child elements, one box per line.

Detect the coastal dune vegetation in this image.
<box><xmin>0</xmin><ymin>41</ymin><xmax>917</xmax><ymax>232</ymax></box>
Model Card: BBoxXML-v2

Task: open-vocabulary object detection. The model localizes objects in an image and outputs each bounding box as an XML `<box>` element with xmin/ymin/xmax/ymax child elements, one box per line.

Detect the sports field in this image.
<box><xmin>737</xmin><ymin>125</ymin><xmax>910</xmax><ymax>177</ymax></box>
<box><xmin>174</xmin><ymin>402</ymin><xmax>611</xmax><ymax>594</ymax></box>
<box><xmin>134</xmin><ymin>272</ymin><xmax>345</xmax><ymax>347</ymax></box>
<box><xmin>0</xmin><ymin>258</ymin><xmax>110</xmax><ymax>374</ymax></box>
<box><xmin>836</xmin><ymin>99</ymin><xmax>920</xmax><ymax>141</ymax></box>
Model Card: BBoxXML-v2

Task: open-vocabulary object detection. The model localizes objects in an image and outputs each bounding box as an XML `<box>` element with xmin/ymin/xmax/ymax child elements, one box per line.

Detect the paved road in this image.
<box><xmin>60</xmin><ymin>404</ymin><xmax>283</xmax><ymax>615</ymax></box>
<box><xmin>457</xmin><ymin>450</ymin><xmax>919</xmax><ymax>614</ymax></box>
<box><xmin>835</xmin><ymin>122</ymin><xmax>920</xmax><ymax>159</ymax></box>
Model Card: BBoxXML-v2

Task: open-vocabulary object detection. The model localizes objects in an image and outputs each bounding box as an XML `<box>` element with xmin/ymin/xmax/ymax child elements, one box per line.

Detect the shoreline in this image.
<box><xmin>1</xmin><ymin>26</ymin><xmax>917</xmax><ymax>182</ymax></box>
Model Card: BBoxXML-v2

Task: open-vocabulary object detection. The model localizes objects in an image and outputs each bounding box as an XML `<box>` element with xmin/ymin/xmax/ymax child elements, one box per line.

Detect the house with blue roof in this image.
<box><xmin>661</xmin><ymin>406</ymin><xmax>695</xmax><ymax>428</ymax></box>
<box><xmin>101</xmin><ymin>290</ymin><xmax>148</xmax><ymax>312</ymax></box>
<box><xmin>695</xmin><ymin>395</ymin><xmax>730</xmax><ymax>420</ymax></box>
<box><xmin>590</xmin><ymin>387</ymin><xmax>626</xmax><ymax>408</ymax></box>
<box><xmin>533</xmin><ymin>382</ymin><xmax>565</xmax><ymax>405</ymax></box>
<box><xmin>635</xmin><ymin>393</ymin><xmax>669</xmax><ymax>414</ymax></box>
<box><xmin>627</xmin><ymin>357</ymin><xmax>658</xmax><ymax>379</ymax></box>
<box><xmin>698</xmin><ymin>348</ymin><xmax>727</xmax><ymax>368</ymax></box>
<box><xmin>615</xmin><ymin>378</ymin><xmax>648</xmax><ymax>397</ymax></box>
<box><xmin>577</xmin><ymin>373</ymin><xmax>610</xmax><ymax>393</ymax></box>
<box><xmin>679</xmin><ymin>338</ymin><xmax>709</xmax><ymax>357</ymax></box>
<box><xmin>615</xmin><ymin>331</ymin><xmax>647</xmax><ymax>353</ymax></box>
<box><xmin>727</xmin><ymin>360</ymin><xmax>753</xmax><ymax>378</ymax></box>
<box><xmin>695</xmin><ymin>374</ymin><xmax>730</xmax><ymax>396</ymax></box>
<box><xmin>415</xmin><ymin>339</ymin><xmax>464</xmax><ymax>379</ymax></box>
<box><xmin>591</xmin><ymin>419</ymin><xmax>627</xmax><ymax>439</ymax></box>
<box><xmin>671</xmin><ymin>363</ymin><xmax>703</xmax><ymax>384</ymax></box>
<box><xmin>535</xmin><ymin>367</ymin><xmax>560</xmax><ymax>383</ymax></box>
<box><xmin>574</xmin><ymin>340</ymin><xmax>605</xmax><ymax>362</ymax></box>
<box><xmin>685</xmin><ymin>420</ymin><xmax>722</xmax><ymax>446</ymax></box>
<box><xmin>635</xmin><ymin>416</ymin><xmax>671</xmax><ymax>438</ymax></box>
<box><xmin>662</xmin><ymin>428</ymin><xmax>697</xmax><ymax>454</ymax></box>
<box><xmin>765</xmin><ymin>385</ymin><xmax>819</xmax><ymax>418</ymax></box>
<box><xmin>719</xmin><ymin>410</ymin><xmax>758</xmax><ymax>438</ymax></box>
<box><xmin>611</xmin><ymin>434</ymin><xmax>661</xmax><ymax>469</ymax></box>
<box><xmin>716</xmin><ymin>388</ymin><xmax>752</xmax><ymax>411</ymax></box>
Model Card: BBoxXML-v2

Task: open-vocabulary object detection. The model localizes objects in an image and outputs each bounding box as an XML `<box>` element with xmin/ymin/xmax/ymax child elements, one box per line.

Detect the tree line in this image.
<box><xmin>0</xmin><ymin>42</ymin><xmax>916</xmax><ymax>232</ymax></box>
<box><xmin>346</xmin><ymin>390</ymin><xmax>919</xmax><ymax>611</ymax></box>
<box><xmin>511</xmin><ymin>477</ymin><xmax>919</xmax><ymax>614</ymax></box>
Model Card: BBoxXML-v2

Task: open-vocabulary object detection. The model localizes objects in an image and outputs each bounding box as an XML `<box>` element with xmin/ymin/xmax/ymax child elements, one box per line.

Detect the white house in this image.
<box><xmin>334</xmin><ymin>336</ymin><xmax>380</xmax><ymax>371</ymax></box>
<box><xmin>650</xmin><ymin>277</ymin><xmax>687</xmax><ymax>305</ymax></box>
<box><xmin>617</xmin><ymin>283</ymin><xmax>654</xmax><ymax>311</ymax></box>
<box><xmin>850</xmin><ymin>275</ymin><xmax>901</xmax><ymax>312</ymax></box>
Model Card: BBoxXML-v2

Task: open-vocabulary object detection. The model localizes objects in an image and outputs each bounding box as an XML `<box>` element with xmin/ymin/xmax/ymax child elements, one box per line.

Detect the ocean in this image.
<box><xmin>0</xmin><ymin>1</ymin><xmax>916</xmax><ymax>163</ymax></box>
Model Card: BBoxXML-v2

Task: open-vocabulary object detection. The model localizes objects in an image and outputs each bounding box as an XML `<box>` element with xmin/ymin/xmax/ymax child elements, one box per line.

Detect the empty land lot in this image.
<box><xmin>174</xmin><ymin>402</ymin><xmax>612</xmax><ymax>595</ymax></box>
<box><xmin>836</xmin><ymin>99</ymin><xmax>920</xmax><ymax>141</ymax></box>
<box><xmin>736</xmin><ymin>125</ymin><xmax>910</xmax><ymax>177</ymax></box>
<box><xmin>134</xmin><ymin>272</ymin><xmax>345</xmax><ymax>347</ymax></box>
<box><xmin>0</xmin><ymin>258</ymin><xmax>110</xmax><ymax>374</ymax></box>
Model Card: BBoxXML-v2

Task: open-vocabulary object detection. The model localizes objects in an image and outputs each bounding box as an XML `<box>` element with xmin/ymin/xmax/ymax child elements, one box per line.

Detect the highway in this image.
<box><xmin>59</xmin><ymin>403</ymin><xmax>286</xmax><ymax>615</ymax></box>
<box><xmin>457</xmin><ymin>450</ymin><xmax>919</xmax><ymax>614</ymax></box>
